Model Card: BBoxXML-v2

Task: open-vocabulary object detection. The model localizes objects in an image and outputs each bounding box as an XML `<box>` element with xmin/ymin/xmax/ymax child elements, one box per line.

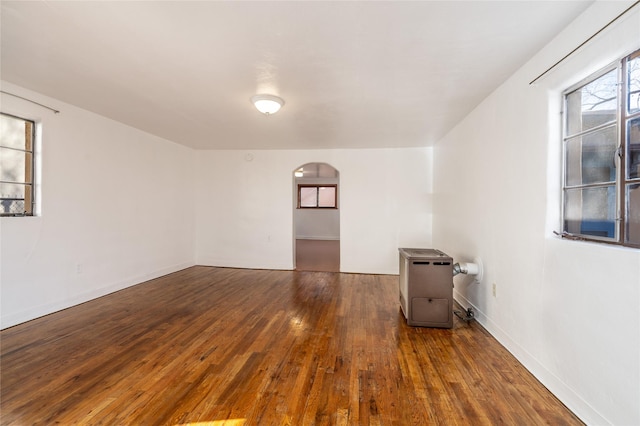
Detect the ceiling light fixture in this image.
<box><xmin>251</xmin><ymin>94</ymin><xmax>284</xmax><ymax>115</ymax></box>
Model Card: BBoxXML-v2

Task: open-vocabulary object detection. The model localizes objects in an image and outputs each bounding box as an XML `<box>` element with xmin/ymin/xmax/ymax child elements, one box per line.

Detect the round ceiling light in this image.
<box><xmin>251</xmin><ymin>94</ymin><xmax>284</xmax><ymax>115</ymax></box>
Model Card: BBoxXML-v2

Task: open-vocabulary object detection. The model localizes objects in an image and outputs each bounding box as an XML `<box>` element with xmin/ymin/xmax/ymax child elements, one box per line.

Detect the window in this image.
<box><xmin>1</xmin><ymin>113</ymin><xmax>36</xmax><ymax>216</ymax></box>
<box><xmin>297</xmin><ymin>184</ymin><xmax>337</xmax><ymax>209</ymax></box>
<box><xmin>562</xmin><ymin>49</ymin><xmax>640</xmax><ymax>247</ymax></box>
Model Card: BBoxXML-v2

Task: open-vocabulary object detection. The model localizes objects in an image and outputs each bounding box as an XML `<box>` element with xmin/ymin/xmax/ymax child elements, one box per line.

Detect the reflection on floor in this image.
<box><xmin>295</xmin><ymin>239</ymin><xmax>340</xmax><ymax>272</ymax></box>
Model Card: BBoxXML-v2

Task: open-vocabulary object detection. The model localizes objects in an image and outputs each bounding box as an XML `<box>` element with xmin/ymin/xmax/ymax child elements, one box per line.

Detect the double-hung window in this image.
<box><xmin>0</xmin><ymin>113</ymin><xmax>36</xmax><ymax>216</ymax></box>
<box><xmin>562</xmin><ymin>49</ymin><xmax>640</xmax><ymax>247</ymax></box>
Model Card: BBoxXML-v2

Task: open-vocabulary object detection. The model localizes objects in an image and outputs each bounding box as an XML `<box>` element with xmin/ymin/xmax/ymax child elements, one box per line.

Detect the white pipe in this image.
<box><xmin>453</xmin><ymin>257</ymin><xmax>483</xmax><ymax>282</ymax></box>
<box><xmin>459</xmin><ymin>262</ymin><xmax>478</xmax><ymax>275</ymax></box>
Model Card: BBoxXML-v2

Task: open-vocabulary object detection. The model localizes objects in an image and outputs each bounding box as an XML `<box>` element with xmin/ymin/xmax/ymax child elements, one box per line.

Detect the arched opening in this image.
<box><xmin>292</xmin><ymin>163</ymin><xmax>340</xmax><ymax>272</ymax></box>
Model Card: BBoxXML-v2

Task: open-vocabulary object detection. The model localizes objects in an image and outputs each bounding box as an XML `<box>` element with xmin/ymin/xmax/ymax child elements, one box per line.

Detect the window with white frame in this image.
<box><xmin>0</xmin><ymin>113</ymin><xmax>36</xmax><ymax>216</ymax></box>
<box><xmin>562</xmin><ymin>48</ymin><xmax>640</xmax><ymax>247</ymax></box>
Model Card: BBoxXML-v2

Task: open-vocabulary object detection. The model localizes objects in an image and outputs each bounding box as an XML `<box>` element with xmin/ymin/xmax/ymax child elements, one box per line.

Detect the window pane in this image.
<box><xmin>628</xmin><ymin>117</ymin><xmax>640</xmax><ymax>180</ymax></box>
<box><xmin>0</xmin><ymin>114</ymin><xmax>31</xmax><ymax>150</ymax></box>
<box><xmin>564</xmin><ymin>186</ymin><xmax>617</xmax><ymax>238</ymax></box>
<box><xmin>628</xmin><ymin>55</ymin><xmax>640</xmax><ymax>114</ymax></box>
<box><xmin>566</xmin><ymin>69</ymin><xmax>617</xmax><ymax>136</ymax></box>
<box><xmin>565</xmin><ymin>126</ymin><xmax>617</xmax><ymax>186</ymax></box>
<box><xmin>300</xmin><ymin>187</ymin><xmax>317</xmax><ymax>207</ymax></box>
<box><xmin>0</xmin><ymin>149</ymin><xmax>31</xmax><ymax>183</ymax></box>
<box><xmin>318</xmin><ymin>186</ymin><xmax>336</xmax><ymax>207</ymax></box>
<box><xmin>626</xmin><ymin>184</ymin><xmax>640</xmax><ymax>245</ymax></box>
<box><xmin>0</xmin><ymin>182</ymin><xmax>30</xmax><ymax>215</ymax></box>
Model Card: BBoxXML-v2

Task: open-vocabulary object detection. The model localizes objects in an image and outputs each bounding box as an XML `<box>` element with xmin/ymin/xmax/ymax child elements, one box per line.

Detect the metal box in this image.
<box><xmin>399</xmin><ymin>248</ymin><xmax>453</xmax><ymax>328</ymax></box>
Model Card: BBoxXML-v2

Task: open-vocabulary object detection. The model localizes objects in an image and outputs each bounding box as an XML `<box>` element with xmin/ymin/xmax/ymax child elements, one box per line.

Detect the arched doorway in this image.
<box><xmin>292</xmin><ymin>163</ymin><xmax>340</xmax><ymax>272</ymax></box>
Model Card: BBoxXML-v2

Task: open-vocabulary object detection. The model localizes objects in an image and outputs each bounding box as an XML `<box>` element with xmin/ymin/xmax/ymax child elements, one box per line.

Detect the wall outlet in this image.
<box><xmin>76</xmin><ymin>263</ymin><xmax>83</xmax><ymax>274</ymax></box>
<box><xmin>492</xmin><ymin>282</ymin><xmax>497</xmax><ymax>297</ymax></box>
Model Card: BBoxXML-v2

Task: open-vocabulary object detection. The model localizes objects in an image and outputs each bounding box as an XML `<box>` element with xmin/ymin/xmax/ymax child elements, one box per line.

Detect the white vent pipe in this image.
<box><xmin>453</xmin><ymin>257</ymin><xmax>483</xmax><ymax>282</ymax></box>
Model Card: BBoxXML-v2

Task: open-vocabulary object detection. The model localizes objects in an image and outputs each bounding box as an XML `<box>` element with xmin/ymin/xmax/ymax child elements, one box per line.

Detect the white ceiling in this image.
<box><xmin>1</xmin><ymin>1</ymin><xmax>592</xmax><ymax>150</ymax></box>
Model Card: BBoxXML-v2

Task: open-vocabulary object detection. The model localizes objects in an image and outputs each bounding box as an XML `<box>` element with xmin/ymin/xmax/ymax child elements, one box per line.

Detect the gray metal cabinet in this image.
<box><xmin>399</xmin><ymin>248</ymin><xmax>453</xmax><ymax>328</ymax></box>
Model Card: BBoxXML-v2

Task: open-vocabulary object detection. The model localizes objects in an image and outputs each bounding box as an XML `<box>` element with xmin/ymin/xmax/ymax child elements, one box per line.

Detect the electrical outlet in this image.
<box><xmin>76</xmin><ymin>263</ymin><xmax>83</xmax><ymax>274</ymax></box>
<box><xmin>492</xmin><ymin>282</ymin><xmax>497</xmax><ymax>297</ymax></box>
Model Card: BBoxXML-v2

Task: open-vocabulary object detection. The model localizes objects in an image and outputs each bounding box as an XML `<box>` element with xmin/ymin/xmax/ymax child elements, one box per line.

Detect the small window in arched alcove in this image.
<box><xmin>293</xmin><ymin>162</ymin><xmax>340</xmax><ymax>272</ymax></box>
<box><xmin>297</xmin><ymin>184</ymin><xmax>337</xmax><ymax>208</ymax></box>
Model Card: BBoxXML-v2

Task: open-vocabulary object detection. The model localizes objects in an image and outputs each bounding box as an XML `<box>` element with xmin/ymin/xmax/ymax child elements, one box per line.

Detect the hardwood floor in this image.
<box><xmin>0</xmin><ymin>266</ymin><xmax>582</xmax><ymax>425</ymax></box>
<box><xmin>296</xmin><ymin>239</ymin><xmax>340</xmax><ymax>272</ymax></box>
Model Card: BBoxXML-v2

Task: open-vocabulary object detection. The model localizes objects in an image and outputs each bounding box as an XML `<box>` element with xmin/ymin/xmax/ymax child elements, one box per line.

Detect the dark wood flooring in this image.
<box><xmin>0</xmin><ymin>266</ymin><xmax>582</xmax><ymax>425</ymax></box>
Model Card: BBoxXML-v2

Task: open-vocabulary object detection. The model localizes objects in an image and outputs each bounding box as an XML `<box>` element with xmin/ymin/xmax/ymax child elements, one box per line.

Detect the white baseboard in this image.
<box><xmin>296</xmin><ymin>236</ymin><xmax>340</xmax><ymax>241</ymax></box>
<box><xmin>195</xmin><ymin>255</ymin><xmax>293</xmax><ymax>271</ymax></box>
<box><xmin>1</xmin><ymin>261</ymin><xmax>195</xmax><ymax>329</ymax></box>
<box><xmin>453</xmin><ymin>290</ymin><xmax>608</xmax><ymax>426</ymax></box>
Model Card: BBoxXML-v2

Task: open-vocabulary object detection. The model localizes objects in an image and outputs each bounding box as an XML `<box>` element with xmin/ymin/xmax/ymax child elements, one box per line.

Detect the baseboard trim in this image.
<box><xmin>196</xmin><ymin>256</ymin><xmax>293</xmax><ymax>271</ymax></box>
<box><xmin>1</xmin><ymin>261</ymin><xmax>195</xmax><ymax>329</ymax></box>
<box><xmin>295</xmin><ymin>236</ymin><xmax>340</xmax><ymax>241</ymax></box>
<box><xmin>453</xmin><ymin>291</ymin><xmax>607</xmax><ymax>426</ymax></box>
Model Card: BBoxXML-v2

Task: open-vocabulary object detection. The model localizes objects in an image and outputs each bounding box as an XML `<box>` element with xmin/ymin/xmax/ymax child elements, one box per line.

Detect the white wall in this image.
<box><xmin>294</xmin><ymin>176</ymin><xmax>340</xmax><ymax>240</ymax></box>
<box><xmin>195</xmin><ymin>148</ymin><xmax>433</xmax><ymax>274</ymax></box>
<box><xmin>294</xmin><ymin>208</ymin><xmax>340</xmax><ymax>240</ymax></box>
<box><xmin>432</xmin><ymin>2</ymin><xmax>640</xmax><ymax>425</ymax></box>
<box><xmin>0</xmin><ymin>82</ymin><xmax>196</xmax><ymax>329</ymax></box>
